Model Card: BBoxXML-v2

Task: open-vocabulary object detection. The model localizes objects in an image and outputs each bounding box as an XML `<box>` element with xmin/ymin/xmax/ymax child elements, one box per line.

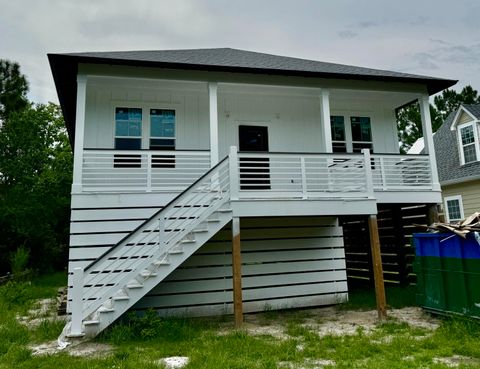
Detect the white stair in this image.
<box><xmin>60</xmin><ymin>158</ymin><xmax>233</xmax><ymax>341</ymax></box>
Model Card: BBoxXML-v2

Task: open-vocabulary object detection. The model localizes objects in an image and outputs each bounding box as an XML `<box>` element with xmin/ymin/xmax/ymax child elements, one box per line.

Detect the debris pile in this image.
<box><xmin>423</xmin><ymin>212</ymin><xmax>480</xmax><ymax>239</ymax></box>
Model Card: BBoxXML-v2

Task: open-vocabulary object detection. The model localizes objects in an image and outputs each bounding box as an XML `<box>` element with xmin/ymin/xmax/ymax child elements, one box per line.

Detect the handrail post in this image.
<box><xmin>229</xmin><ymin>146</ymin><xmax>239</xmax><ymax>200</ymax></box>
<box><xmin>146</xmin><ymin>152</ymin><xmax>152</xmax><ymax>192</ymax></box>
<box><xmin>300</xmin><ymin>156</ymin><xmax>307</xmax><ymax>199</ymax></box>
<box><xmin>159</xmin><ymin>216</ymin><xmax>166</xmax><ymax>250</ymax></box>
<box><xmin>379</xmin><ymin>156</ymin><xmax>387</xmax><ymax>191</ymax></box>
<box><xmin>362</xmin><ymin>149</ymin><xmax>374</xmax><ymax>197</ymax></box>
<box><xmin>71</xmin><ymin>267</ymin><xmax>84</xmax><ymax>336</ymax></box>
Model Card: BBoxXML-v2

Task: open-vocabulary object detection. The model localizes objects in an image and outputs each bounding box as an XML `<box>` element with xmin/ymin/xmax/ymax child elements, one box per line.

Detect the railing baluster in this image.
<box><xmin>300</xmin><ymin>156</ymin><xmax>307</xmax><ymax>199</ymax></box>
<box><xmin>229</xmin><ymin>146</ymin><xmax>239</xmax><ymax>200</ymax></box>
<box><xmin>380</xmin><ymin>157</ymin><xmax>387</xmax><ymax>191</ymax></box>
<box><xmin>362</xmin><ymin>149</ymin><xmax>374</xmax><ymax>196</ymax></box>
<box><xmin>146</xmin><ymin>152</ymin><xmax>152</xmax><ymax>192</ymax></box>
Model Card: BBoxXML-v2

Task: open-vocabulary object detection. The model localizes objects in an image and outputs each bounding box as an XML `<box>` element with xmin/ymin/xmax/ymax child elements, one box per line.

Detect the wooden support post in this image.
<box><xmin>426</xmin><ymin>204</ymin><xmax>440</xmax><ymax>225</ymax></box>
<box><xmin>231</xmin><ymin>217</ymin><xmax>243</xmax><ymax>328</ymax></box>
<box><xmin>368</xmin><ymin>214</ymin><xmax>387</xmax><ymax>320</ymax></box>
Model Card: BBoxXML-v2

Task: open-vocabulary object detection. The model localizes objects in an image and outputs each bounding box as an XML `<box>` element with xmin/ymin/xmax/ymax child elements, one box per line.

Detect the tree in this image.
<box><xmin>0</xmin><ymin>103</ymin><xmax>72</xmax><ymax>273</ymax></box>
<box><xmin>0</xmin><ymin>60</ymin><xmax>29</xmax><ymax>122</ymax></box>
<box><xmin>397</xmin><ymin>85</ymin><xmax>480</xmax><ymax>152</ymax></box>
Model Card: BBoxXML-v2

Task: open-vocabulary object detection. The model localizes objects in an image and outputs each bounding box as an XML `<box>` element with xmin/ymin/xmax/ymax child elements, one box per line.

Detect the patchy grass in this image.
<box><xmin>1</xmin><ymin>280</ymin><xmax>480</xmax><ymax>368</ymax></box>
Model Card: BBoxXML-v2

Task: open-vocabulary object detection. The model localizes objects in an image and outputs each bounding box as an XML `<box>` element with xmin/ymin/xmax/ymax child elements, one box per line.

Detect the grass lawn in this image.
<box><xmin>1</xmin><ymin>275</ymin><xmax>480</xmax><ymax>369</ymax></box>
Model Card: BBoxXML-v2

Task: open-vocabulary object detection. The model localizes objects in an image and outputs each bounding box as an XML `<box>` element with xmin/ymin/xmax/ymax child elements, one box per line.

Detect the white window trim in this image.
<box><xmin>457</xmin><ymin>121</ymin><xmax>480</xmax><ymax>165</ymax></box>
<box><xmin>111</xmin><ymin>102</ymin><xmax>179</xmax><ymax>150</ymax></box>
<box><xmin>444</xmin><ymin>195</ymin><xmax>464</xmax><ymax>223</ymax></box>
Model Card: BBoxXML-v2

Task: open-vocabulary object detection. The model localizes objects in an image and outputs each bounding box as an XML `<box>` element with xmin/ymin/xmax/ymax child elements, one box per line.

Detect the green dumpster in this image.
<box><xmin>413</xmin><ymin>232</ymin><xmax>480</xmax><ymax>318</ymax></box>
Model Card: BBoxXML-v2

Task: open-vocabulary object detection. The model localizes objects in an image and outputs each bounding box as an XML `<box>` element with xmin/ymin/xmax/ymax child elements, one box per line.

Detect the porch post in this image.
<box><xmin>208</xmin><ymin>82</ymin><xmax>219</xmax><ymax>167</ymax></box>
<box><xmin>368</xmin><ymin>214</ymin><xmax>387</xmax><ymax>320</ymax></box>
<box><xmin>319</xmin><ymin>89</ymin><xmax>332</xmax><ymax>153</ymax></box>
<box><xmin>72</xmin><ymin>75</ymin><xmax>87</xmax><ymax>193</ymax></box>
<box><xmin>231</xmin><ymin>217</ymin><xmax>243</xmax><ymax>328</ymax></box>
<box><xmin>418</xmin><ymin>95</ymin><xmax>440</xmax><ymax>191</ymax></box>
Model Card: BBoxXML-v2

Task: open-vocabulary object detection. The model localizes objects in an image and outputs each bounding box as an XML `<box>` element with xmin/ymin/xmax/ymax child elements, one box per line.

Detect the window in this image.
<box><xmin>444</xmin><ymin>195</ymin><xmax>464</xmax><ymax>223</ymax></box>
<box><xmin>331</xmin><ymin>116</ymin><xmax>347</xmax><ymax>153</ymax></box>
<box><xmin>150</xmin><ymin>109</ymin><xmax>176</xmax><ymax>168</ymax></box>
<box><xmin>114</xmin><ymin>107</ymin><xmax>142</xmax><ymax>167</ymax></box>
<box><xmin>351</xmin><ymin>116</ymin><xmax>372</xmax><ymax>153</ymax></box>
<box><xmin>459</xmin><ymin>123</ymin><xmax>478</xmax><ymax>164</ymax></box>
<box><xmin>115</xmin><ymin>107</ymin><xmax>142</xmax><ymax>150</ymax></box>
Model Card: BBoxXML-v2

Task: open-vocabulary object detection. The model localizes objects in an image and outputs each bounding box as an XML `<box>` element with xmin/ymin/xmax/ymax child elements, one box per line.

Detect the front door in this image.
<box><xmin>239</xmin><ymin>125</ymin><xmax>270</xmax><ymax>190</ymax></box>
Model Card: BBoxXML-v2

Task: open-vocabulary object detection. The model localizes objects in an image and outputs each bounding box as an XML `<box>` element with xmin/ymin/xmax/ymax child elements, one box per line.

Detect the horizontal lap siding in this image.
<box><xmin>68</xmin><ymin>193</ymin><xmax>347</xmax><ymax>315</ymax></box>
<box><xmin>133</xmin><ymin>216</ymin><xmax>347</xmax><ymax>316</ymax></box>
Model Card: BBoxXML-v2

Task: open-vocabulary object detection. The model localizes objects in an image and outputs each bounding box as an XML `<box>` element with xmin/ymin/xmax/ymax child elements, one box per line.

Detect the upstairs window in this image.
<box><xmin>459</xmin><ymin>123</ymin><xmax>478</xmax><ymax>164</ymax></box>
<box><xmin>115</xmin><ymin>107</ymin><xmax>142</xmax><ymax>150</ymax></box>
<box><xmin>114</xmin><ymin>107</ymin><xmax>142</xmax><ymax>168</ymax></box>
<box><xmin>351</xmin><ymin>116</ymin><xmax>372</xmax><ymax>153</ymax></box>
<box><xmin>150</xmin><ymin>109</ymin><xmax>176</xmax><ymax>168</ymax></box>
<box><xmin>330</xmin><ymin>116</ymin><xmax>347</xmax><ymax>153</ymax></box>
<box><xmin>444</xmin><ymin>195</ymin><xmax>464</xmax><ymax>223</ymax></box>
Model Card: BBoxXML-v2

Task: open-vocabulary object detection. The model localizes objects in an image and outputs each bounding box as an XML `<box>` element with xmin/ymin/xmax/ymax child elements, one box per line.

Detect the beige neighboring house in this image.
<box><xmin>434</xmin><ymin>104</ymin><xmax>480</xmax><ymax>222</ymax></box>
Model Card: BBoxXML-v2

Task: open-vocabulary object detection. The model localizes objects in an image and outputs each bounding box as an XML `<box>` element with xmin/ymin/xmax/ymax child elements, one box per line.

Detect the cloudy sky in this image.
<box><xmin>1</xmin><ymin>0</ymin><xmax>479</xmax><ymax>104</ymax></box>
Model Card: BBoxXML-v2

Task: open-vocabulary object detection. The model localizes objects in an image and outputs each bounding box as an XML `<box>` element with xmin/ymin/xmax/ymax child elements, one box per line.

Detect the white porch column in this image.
<box><xmin>208</xmin><ymin>82</ymin><xmax>219</xmax><ymax>167</ymax></box>
<box><xmin>72</xmin><ymin>75</ymin><xmax>87</xmax><ymax>193</ymax></box>
<box><xmin>320</xmin><ymin>89</ymin><xmax>332</xmax><ymax>153</ymax></box>
<box><xmin>418</xmin><ymin>95</ymin><xmax>441</xmax><ymax>191</ymax></box>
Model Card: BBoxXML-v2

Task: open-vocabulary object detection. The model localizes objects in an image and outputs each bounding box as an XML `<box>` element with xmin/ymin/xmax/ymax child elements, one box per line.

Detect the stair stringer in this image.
<box><xmin>69</xmin><ymin>207</ymin><xmax>233</xmax><ymax>339</ymax></box>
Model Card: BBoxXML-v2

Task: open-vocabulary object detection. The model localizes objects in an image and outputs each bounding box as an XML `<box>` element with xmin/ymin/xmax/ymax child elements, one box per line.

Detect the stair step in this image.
<box><xmin>66</xmin><ymin>332</ymin><xmax>85</xmax><ymax>338</ymax></box>
<box><xmin>207</xmin><ymin>218</ymin><xmax>221</xmax><ymax>223</ymax></box>
<box><xmin>181</xmin><ymin>239</ymin><xmax>196</xmax><ymax>244</ymax></box>
<box><xmin>113</xmin><ymin>295</ymin><xmax>130</xmax><ymax>301</ymax></box>
<box><xmin>126</xmin><ymin>282</ymin><xmax>143</xmax><ymax>289</ymax></box>
<box><xmin>153</xmin><ymin>259</ymin><xmax>170</xmax><ymax>266</ymax></box>
<box><xmin>169</xmin><ymin>247</ymin><xmax>184</xmax><ymax>255</ymax></box>
<box><xmin>217</xmin><ymin>208</ymin><xmax>233</xmax><ymax>213</ymax></box>
<box><xmin>83</xmin><ymin>320</ymin><xmax>100</xmax><ymax>326</ymax></box>
<box><xmin>140</xmin><ymin>271</ymin><xmax>158</xmax><ymax>278</ymax></box>
<box><xmin>193</xmin><ymin>228</ymin><xmax>208</xmax><ymax>233</ymax></box>
<box><xmin>98</xmin><ymin>306</ymin><xmax>115</xmax><ymax>313</ymax></box>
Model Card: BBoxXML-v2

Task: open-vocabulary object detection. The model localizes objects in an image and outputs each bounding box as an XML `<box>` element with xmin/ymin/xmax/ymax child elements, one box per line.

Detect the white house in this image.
<box><xmin>48</xmin><ymin>48</ymin><xmax>456</xmax><ymax>340</ymax></box>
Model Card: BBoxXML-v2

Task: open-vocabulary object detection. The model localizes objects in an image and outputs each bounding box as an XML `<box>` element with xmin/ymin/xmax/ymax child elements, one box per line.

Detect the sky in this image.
<box><xmin>1</xmin><ymin>0</ymin><xmax>479</xmax><ymax>104</ymax></box>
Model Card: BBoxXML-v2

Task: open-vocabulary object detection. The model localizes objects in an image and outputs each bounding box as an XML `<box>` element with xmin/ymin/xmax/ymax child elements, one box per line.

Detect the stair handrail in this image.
<box><xmin>83</xmin><ymin>155</ymin><xmax>229</xmax><ymax>273</ymax></box>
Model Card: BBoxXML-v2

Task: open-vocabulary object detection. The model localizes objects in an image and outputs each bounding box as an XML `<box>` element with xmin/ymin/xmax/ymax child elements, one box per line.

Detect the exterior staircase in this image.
<box><xmin>59</xmin><ymin>157</ymin><xmax>232</xmax><ymax>342</ymax></box>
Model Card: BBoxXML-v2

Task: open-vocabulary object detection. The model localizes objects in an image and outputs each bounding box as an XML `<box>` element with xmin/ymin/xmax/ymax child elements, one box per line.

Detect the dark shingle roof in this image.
<box><xmin>56</xmin><ymin>48</ymin><xmax>451</xmax><ymax>82</ymax></box>
<box><xmin>47</xmin><ymin>47</ymin><xmax>457</xmax><ymax>143</ymax></box>
<box><xmin>434</xmin><ymin>104</ymin><xmax>480</xmax><ymax>184</ymax></box>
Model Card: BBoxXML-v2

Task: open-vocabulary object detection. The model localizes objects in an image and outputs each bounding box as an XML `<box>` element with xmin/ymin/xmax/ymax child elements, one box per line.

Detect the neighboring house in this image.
<box><xmin>434</xmin><ymin>104</ymin><xmax>480</xmax><ymax>222</ymax></box>
<box><xmin>48</xmin><ymin>48</ymin><xmax>456</xmax><ymax>340</ymax></box>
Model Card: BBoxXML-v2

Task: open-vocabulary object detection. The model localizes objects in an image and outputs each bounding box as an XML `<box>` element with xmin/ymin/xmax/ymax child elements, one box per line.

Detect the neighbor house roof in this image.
<box><xmin>434</xmin><ymin>104</ymin><xmax>480</xmax><ymax>185</ymax></box>
<box><xmin>47</xmin><ymin>47</ymin><xmax>457</xmax><ymax>142</ymax></box>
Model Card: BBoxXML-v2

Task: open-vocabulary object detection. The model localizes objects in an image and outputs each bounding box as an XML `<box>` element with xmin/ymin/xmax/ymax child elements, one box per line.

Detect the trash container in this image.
<box><xmin>413</xmin><ymin>232</ymin><xmax>480</xmax><ymax>318</ymax></box>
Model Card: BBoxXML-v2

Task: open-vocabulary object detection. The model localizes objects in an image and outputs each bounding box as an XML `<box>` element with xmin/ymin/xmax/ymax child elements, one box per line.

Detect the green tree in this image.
<box><xmin>0</xmin><ymin>103</ymin><xmax>72</xmax><ymax>273</ymax></box>
<box><xmin>397</xmin><ymin>85</ymin><xmax>480</xmax><ymax>152</ymax></box>
<box><xmin>0</xmin><ymin>60</ymin><xmax>29</xmax><ymax>122</ymax></box>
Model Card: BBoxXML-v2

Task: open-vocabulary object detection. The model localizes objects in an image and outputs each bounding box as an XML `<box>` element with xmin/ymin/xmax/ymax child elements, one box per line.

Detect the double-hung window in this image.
<box><xmin>351</xmin><ymin>116</ymin><xmax>372</xmax><ymax>153</ymax></box>
<box><xmin>114</xmin><ymin>107</ymin><xmax>142</xmax><ymax>167</ymax></box>
<box><xmin>331</xmin><ymin>116</ymin><xmax>347</xmax><ymax>153</ymax></box>
<box><xmin>458</xmin><ymin>123</ymin><xmax>479</xmax><ymax>164</ymax></box>
<box><xmin>444</xmin><ymin>195</ymin><xmax>464</xmax><ymax>223</ymax></box>
<box><xmin>150</xmin><ymin>109</ymin><xmax>176</xmax><ymax>168</ymax></box>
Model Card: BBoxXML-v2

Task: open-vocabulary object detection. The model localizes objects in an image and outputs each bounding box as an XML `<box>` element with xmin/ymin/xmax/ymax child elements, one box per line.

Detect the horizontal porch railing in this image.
<box><xmin>81</xmin><ymin>149</ymin><xmax>210</xmax><ymax>192</ymax></box>
<box><xmin>370</xmin><ymin>154</ymin><xmax>433</xmax><ymax>191</ymax></box>
<box><xmin>79</xmin><ymin>148</ymin><xmax>435</xmax><ymax>196</ymax></box>
<box><xmin>234</xmin><ymin>151</ymin><xmax>372</xmax><ymax>199</ymax></box>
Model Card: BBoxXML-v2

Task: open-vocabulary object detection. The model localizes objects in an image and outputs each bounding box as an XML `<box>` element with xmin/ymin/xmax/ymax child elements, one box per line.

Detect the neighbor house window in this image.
<box><xmin>351</xmin><ymin>116</ymin><xmax>372</xmax><ymax>153</ymax></box>
<box><xmin>150</xmin><ymin>109</ymin><xmax>176</xmax><ymax>168</ymax></box>
<box><xmin>458</xmin><ymin>123</ymin><xmax>479</xmax><ymax>164</ymax></box>
<box><xmin>114</xmin><ymin>107</ymin><xmax>142</xmax><ymax>167</ymax></box>
<box><xmin>331</xmin><ymin>116</ymin><xmax>347</xmax><ymax>153</ymax></box>
<box><xmin>444</xmin><ymin>195</ymin><xmax>464</xmax><ymax>223</ymax></box>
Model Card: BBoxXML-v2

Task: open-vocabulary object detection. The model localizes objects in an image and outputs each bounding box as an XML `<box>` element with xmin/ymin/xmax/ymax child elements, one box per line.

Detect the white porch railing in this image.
<box><xmin>235</xmin><ymin>151</ymin><xmax>373</xmax><ymax>199</ymax></box>
<box><xmin>81</xmin><ymin>149</ymin><xmax>210</xmax><ymax>192</ymax></box>
<box><xmin>79</xmin><ymin>148</ymin><xmax>435</xmax><ymax>196</ymax></box>
<box><xmin>371</xmin><ymin>154</ymin><xmax>433</xmax><ymax>191</ymax></box>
